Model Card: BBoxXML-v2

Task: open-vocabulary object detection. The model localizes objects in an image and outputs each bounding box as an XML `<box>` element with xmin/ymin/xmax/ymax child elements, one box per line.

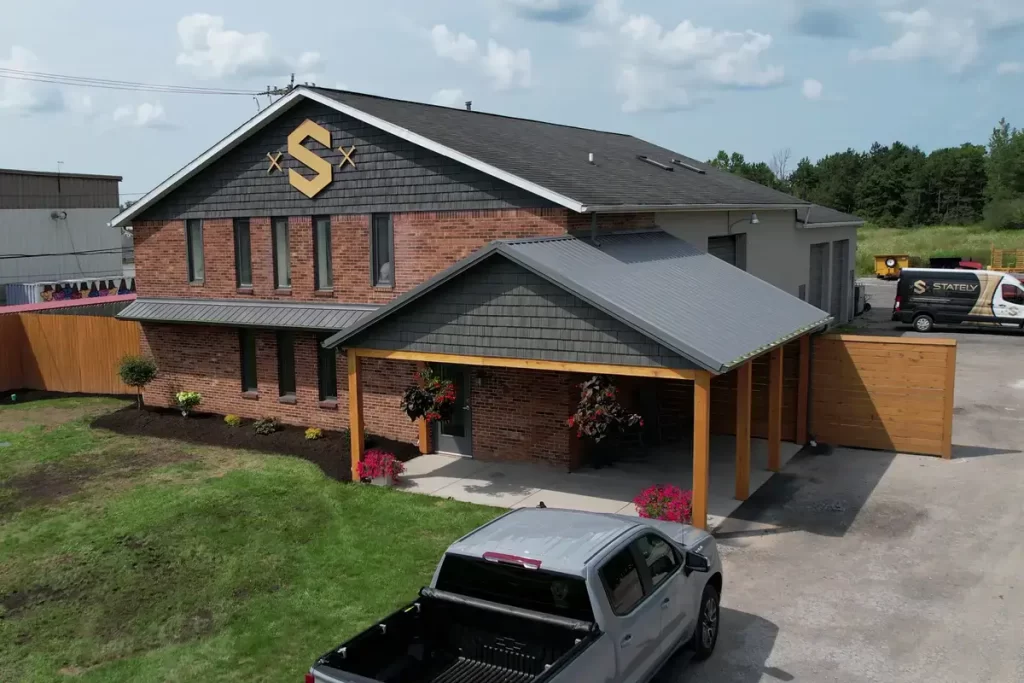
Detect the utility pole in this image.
<box><xmin>261</xmin><ymin>73</ymin><xmax>296</xmax><ymax>108</ymax></box>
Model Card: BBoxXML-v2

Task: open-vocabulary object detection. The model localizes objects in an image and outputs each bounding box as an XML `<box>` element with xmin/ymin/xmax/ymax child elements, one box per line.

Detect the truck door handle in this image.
<box><xmin>620</xmin><ymin>634</ymin><xmax>632</xmax><ymax>647</ymax></box>
<box><xmin>661</xmin><ymin>597</ymin><xmax>671</xmax><ymax>609</ymax></box>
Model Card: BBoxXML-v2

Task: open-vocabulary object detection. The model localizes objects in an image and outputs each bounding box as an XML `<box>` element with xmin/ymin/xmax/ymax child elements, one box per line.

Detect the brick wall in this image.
<box><xmin>470</xmin><ymin>367</ymin><xmax>573</xmax><ymax>467</ymax></box>
<box><xmin>566</xmin><ymin>212</ymin><xmax>657</xmax><ymax>236</ymax></box>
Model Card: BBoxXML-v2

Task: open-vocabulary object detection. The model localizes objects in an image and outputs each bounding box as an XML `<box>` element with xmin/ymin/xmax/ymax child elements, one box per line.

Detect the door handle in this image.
<box><xmin>620</xmin><ymin>634</ymin><xmax>633</xmax><ymax>647</ymax></box>
<box><xmin>661</xmin><ymin>597</ymin><xmax>671</xmax><ymax>609</ymax></box>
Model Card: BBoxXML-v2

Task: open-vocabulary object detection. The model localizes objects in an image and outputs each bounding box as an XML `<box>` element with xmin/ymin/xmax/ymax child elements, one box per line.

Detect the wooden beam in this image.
<box><xmin>796</xmin><ymin>335</ymin><xmax>810</xmax><ymax>446</ymax></box>
<box><xmin>350</xmin><ymin>348</ymin><xmax>698</xmax><ymax>381</ymax></box>
<box><xmin>692</xmin><ymin>371</ymin><xmax>712</xmax><ymax>530</ymax></box>
<box><xmin>941</xmin><ymin>344</ymin><xmax>957</xmax><ymax>459</ymax></box>
<box><xmin>768</xmin><ymin>346</ymin><xmax>783</xmax><ymax>472</ymax></box>
<box><xmin>348</xmin><ymin>349</ymin><xmax>365</xmax><ymax>481</ymax></box>
<box><xmin>415</xmin><ymin>361</ymin><xmax>432</xmax><ymax>455</ymax></box>
<box><xmin>735</xmin><ymin>361</ymin><xmax>752</xmax><ymax>501</ymax></box>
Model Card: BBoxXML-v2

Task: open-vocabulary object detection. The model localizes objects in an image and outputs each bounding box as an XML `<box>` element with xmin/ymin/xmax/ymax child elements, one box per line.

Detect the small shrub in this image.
<box><xmin>984</xmin><ymin>198</ymin><xmax>1024</xmax><ymax>231</ymax></box>
<box><xmin>224</xmin><ymin>414</ymin><xmax>243</xmax><ymax>427</ymax></box>
<box><xmin>174</xmin><ymin>391</ymin><xmax>202</xmax><ymax>417</ymax></box>
<box><xmin>253</xmin><ymin>417</ymin><xmax>280</xmax><ymax>436</ymax></box>
<box><xmin>357</xmin><ymin>449</ymin><xmax>405</xmax><ymax>483</ymax></box>
<box><xmin>305</xmin><ymin>427</ymin><xmax>324</xmax><ymax>440</ymax></box>
<box><xmin>634</xmin><ymin>485</ymin><xmax>692</xmax><ymax>524</ymax></box>
<box><xmin>118</xmin><ymin>355</ymin><xmax>157</xmax><ymax>410</ymax></box>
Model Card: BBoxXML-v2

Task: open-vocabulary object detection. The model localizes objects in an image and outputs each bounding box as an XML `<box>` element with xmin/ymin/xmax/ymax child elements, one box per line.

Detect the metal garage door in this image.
<box><xmin>831</xmin><ymin>239</ymin><xmax>850</xmax><ymax>322</ymax></box>
<box><xmin>707</xmin><ymin>235</ymin><xmax>737</xmax><ymax>266</ymax></box>
<box><xmin>808</xmin><ymin>242</ymin><xmax>829</xmax><ymax>311</ymax></box>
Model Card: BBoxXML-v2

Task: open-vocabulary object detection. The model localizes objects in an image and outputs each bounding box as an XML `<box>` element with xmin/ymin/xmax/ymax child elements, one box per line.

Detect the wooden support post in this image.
<box><xmin>692</xmin><ymin>372</ymin><xmax>712</xmax><ymax>530</ymax></box>
<box><xmin>348</xmin><ymin>349</ymin><xmax>365</xmax><ymax>481</ymax></box>
<box><xmin>796</xmin><ymin>335</ymin><xmax>810</xmax><ymax>446</ymax></box>
<box><xmin>415</xmin><ymin>361</ymin><xmax>432</xmax><ymax>455</ymax></box>
<box><xmin>735</xmin><ymin>361</ymin><xmax>752</xmax><ymax>501</ymax></box>
<box><xmin>768</xmin><ymin>346</ymin><xmax>783</xmax><ymax>472</ymax></box>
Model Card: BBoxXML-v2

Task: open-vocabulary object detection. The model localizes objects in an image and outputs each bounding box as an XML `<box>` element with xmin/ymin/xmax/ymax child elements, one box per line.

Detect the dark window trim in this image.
<box><xmin>233</xmin><ymin>218</ymin><xmax>252</xmax><ymax>288</ymax></box>
<box><xmin>277</xmin><ymin>331</ymin><xmax>296</xmax><ymax>398</ymax></box>
<box><xmin>317</xmin><ymin>334</ymin><xmax>338</xmax><ymax>401</ymax></box>
<box><xmin>239</xmin><ymin>329</ymin><xmax>258</xmax><ymax>392</ymax></box>
<box><xmin>186</xmin><ymin>218</ymin><xmax>204</xmax><ymax>283</ymax></box>
<box><xmin>371</xmin><ymin>213</ymin><xmax>395</xmax><ymax>287</ymax></box>
<box><xmin>272</xmin><ymin>217</ymin><xmax>291</xmax><ymax>289</ymax></box>
<box><xmin>313</xmin><ymin>215</ymin><xmax>333</xmax><ymax>291</ymax></box>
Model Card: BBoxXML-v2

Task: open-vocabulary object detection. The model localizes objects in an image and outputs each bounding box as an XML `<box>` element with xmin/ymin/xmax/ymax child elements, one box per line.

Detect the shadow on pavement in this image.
<box><xmin>951</xmin><ymin>444</ymin><xmax>1019</xmax><ymax>459</ymax></box>
<box><xmin>654</xmin><ymin>608</ymin><xmax>784</xmax><ymax>683</ymax></box>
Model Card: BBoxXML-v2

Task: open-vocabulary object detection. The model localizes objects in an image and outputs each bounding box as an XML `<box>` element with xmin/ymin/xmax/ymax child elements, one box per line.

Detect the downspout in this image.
<box><xmin>590</xmin><ymin>212</ymin><xmax>600</xmax><ymax>245</ymax></box>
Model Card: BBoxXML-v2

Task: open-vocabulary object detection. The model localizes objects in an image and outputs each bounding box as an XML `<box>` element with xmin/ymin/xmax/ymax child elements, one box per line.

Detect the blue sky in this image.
<box><xmin>2</xmin><ymin>0</ymin><xmax>1023</xmax><ymax>199</ymax></box>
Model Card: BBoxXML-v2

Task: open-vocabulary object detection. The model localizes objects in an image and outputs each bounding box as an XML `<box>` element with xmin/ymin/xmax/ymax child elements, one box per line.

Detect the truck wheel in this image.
<box><xmin>690</xmin><ymin>584</ymin><xmax>720</xmax><ymax>660</ymax></box>
<box><xmin>912</xmin><ymin>314</ymin><xmax>934</xmax><ymax>333</ymax></box>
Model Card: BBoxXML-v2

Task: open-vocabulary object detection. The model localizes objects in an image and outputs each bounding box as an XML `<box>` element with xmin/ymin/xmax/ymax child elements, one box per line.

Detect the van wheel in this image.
<box><xmin>912</xmin><ymin>314</ymin><xmax>934</xmax><ymax>333</ymax></box>
<box><xmin>690</xmin><ymin>584</ymin><xmax>720</xmax><ymax>661</ymax></box>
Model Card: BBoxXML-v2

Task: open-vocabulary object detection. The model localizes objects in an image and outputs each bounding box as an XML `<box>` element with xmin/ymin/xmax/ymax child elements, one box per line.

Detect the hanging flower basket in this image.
<box><xmin>567</xmin><ymin>375</ymin><xmax>643</xmax><ymax>444</ymax></box>
<box><xmin>400</xmin><ymin>367</ymin><xmax>456</xmax><ymax>423</ymax></box>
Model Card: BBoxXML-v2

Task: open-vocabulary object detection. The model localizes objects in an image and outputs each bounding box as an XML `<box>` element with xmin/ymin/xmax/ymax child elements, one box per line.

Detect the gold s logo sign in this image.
<box><xmin>913</xmin><ymin>280</ymin><xmax>927</xmax><ymax>294</ymax></box>
<box><xmin>287</xmin><ymin>120</ymin><xmax>334</xmax><ymax>199</ymax></box>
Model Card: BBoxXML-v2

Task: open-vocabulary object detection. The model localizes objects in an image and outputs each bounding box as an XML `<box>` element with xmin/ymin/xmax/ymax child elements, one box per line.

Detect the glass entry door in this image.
<box><xmin>434</xmin><ymin>365</ymin><xmax>472</xmax><ymax>456</ymax></box>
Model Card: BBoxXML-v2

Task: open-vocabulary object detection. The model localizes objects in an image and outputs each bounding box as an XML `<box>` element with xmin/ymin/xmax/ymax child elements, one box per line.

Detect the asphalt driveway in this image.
<box><xmin>657</xmin><ymin>283</ymin><xmax>1024</xmax><ymax>682</ymax></box>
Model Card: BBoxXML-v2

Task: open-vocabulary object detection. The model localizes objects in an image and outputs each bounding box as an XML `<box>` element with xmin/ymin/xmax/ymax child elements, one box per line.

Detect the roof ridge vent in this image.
<box><xmin>671</xmin><ymin>159</ymin><xmax>706</xmax><ymax>175</ymax></box>
<box><xmin>636</xmin><ymin>155</ymin><xmax>674</xmax><ymax>171</ymax></box>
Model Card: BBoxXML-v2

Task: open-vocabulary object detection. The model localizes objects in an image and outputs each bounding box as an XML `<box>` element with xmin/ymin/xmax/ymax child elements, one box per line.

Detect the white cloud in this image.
<box><xmin>0</xmin><ymin>46</ymin><xmax>65</xmax><ymax>114</ymax></box>
<box><xmin>483</xmin><ymin>40</ymin><xmax>532</xmax><ymax>89</ymax></box>
<box><xmin>431</xmin><ymin>88</ymin><xmax>466</xmax><ymax>107</ymax></box>
<box><xmin>431</xmin><ymin>25</ymin><xmax>479</xmax><ymax>63</ymax></box>
<box><xmin>997</xmin><ymin>61</ymin><xmax>1024</xmax><ymax>75</ymax></box>
<box><xmin>176</xmin><ymin>14</ymin><xmax>323</xmax><ymax>80</ymax></box>
<box><xmin>113</xmin><ymin>102</ymin><xmax>171</xmax><ymax>128</ymax></box>
<box><xmin>616</xmin><ymin>66</ymin><xmax>694</xmax><ymax>113</ymax></box>
<box><xmin>498</xmin><ymin>0</ymin><xmax>620</xmax><ymax>24</ymax></box>
<box><xmin>849</xmin><ymin>8</ymin><xmax>980</xmax><ymax>72</ymax></box>
<box><xmin>802</xmin><ymin>78</ymin><xmax>824</xmax><ymax>99</ymax></box>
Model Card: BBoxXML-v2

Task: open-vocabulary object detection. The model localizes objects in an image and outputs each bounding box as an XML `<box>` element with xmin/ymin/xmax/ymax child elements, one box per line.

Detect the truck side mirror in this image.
<box><xmin>684</xmin><ymin>551</ymin><xmax>710</xmax><ymax>574</ymax></box>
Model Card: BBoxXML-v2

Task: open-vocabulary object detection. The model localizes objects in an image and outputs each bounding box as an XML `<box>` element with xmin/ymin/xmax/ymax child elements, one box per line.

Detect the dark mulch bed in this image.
<box><xmin>91</xmin><ymin>406</ymin><xmax>420</xmax><ymax>483</ymax></box>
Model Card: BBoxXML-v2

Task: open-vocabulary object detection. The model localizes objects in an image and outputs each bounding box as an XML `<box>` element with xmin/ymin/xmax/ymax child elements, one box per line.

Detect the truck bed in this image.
<box><xmin>312</xmin><ymin>589</ymin><xmax>597</xmax><ymax>683</ymax></box>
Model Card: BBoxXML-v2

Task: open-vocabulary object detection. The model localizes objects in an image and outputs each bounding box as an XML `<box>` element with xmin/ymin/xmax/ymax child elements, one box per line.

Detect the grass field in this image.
<box><xmin>0</xmin><ymin>398</ymin><xmax>499</xmax><ymax>683</ymax></box>
<box><xmin>856</xmin><ymin>224</ymin><xmax>1024</xmax><ymax>275</ymax></box>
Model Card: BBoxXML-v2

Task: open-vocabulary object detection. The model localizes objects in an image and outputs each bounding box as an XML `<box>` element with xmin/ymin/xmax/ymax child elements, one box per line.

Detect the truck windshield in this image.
<box><xmin>436</xmin><ymin>553</ymin><xmax>594</xmax><ymax>623</ymax></box>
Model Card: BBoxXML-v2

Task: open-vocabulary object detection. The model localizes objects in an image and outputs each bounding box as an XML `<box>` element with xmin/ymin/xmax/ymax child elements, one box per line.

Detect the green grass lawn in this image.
<box><xmin>0</xmin><ymin>398</ymin><xmax>500</xmax><ymax>683</ymax></box>
<box><xmin>856</xmin><ymin>224</ymin><xmax>1024</xmax><ymax>275</ymax></box>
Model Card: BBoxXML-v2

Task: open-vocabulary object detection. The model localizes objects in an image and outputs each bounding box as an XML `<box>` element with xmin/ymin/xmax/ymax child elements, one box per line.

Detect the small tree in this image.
<box><xmin>118</xmin><ymin>355</ymin><xmax>157</xmax><ymax>410</ymax></box>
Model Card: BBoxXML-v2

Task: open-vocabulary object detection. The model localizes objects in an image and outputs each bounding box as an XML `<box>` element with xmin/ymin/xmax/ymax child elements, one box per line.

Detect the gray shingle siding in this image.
<box><xmin>346</xmin><ymin>257</ymin><xmax>697</xmax><ymax>369</ymax></box>
<box><xmin>138</xmin><ymin>100</ymin><xmax>554</xmax><ymax>222</ymax></box>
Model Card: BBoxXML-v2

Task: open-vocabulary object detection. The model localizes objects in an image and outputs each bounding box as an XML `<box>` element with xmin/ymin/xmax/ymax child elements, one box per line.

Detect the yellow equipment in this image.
<box><xmin>874</xmin><ymin>254</ymin><xmax>909</xmax><ymax>280</ymax></box>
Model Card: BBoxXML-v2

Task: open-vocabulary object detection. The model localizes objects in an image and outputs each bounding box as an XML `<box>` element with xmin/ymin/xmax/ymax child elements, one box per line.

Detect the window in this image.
<box><xmin>599</xmin><ymin>547</ymin><xmax>645</xmax><ymax>615</ymax></box>
<box><xmin>239</xmin><ymin>330</ymin><xmax>258</xmax><ymax>392</ymax></box>
<box><xmin>317</xmin><ymin>335</ymin><xmax>338</xmax><ymax>402</ymax></box>
<box><xmin>186</xmin><ymin>219</ymin><xmax>205</xmax><ymax>283</ymax></box>
<box><xmin>277</xmin><ymin>332</ymin><xmax>296</xmax><ymax>398</ymax></box>
<box><xmin>272</xmin><ymin>218</ymin><xmax>291</xmax><ymax>289</ymax></box>
<box><xmin>371</xmin><ymin>213</ymin><xmax>394</xmax><ymax>287</ymax></box>
<box><xmin>313</xmin><ymin>216</ymin><xmax>333</xmax><ymax>290</ymax></box>
<box><xmin>634</xmin><ymin>534</ymin><xmax>679</xmax><ymax>589</ymax></box>
<box><xmin>234</xmin><ymin>218</ymin><xmax>252</xmax><ymax>288</ymax></box>
<box><xmin>1002</xmin><ymin>284</ymin><xmax>1024</xmax><ymax>305</ymax></box>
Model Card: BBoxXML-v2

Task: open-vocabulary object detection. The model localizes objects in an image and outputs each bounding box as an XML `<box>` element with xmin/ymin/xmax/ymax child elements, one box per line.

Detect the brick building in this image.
<box><xmin>114</xmin><ymin>88</ymin><xmax>859</xmax><ymax>524</ymax></box>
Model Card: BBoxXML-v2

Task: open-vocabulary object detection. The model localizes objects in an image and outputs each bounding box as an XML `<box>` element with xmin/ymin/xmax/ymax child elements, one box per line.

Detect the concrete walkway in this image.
<box><xmin>397</xmin><ymin>436</ymin><xmax>801</xmax><ymax>528</ymax></box>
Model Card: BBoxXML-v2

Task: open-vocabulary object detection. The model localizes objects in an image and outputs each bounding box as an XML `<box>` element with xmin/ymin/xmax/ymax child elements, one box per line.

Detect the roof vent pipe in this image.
<box><xmin>465</xmin><ymin>101</ymin><xmax>472</xmax><ymax>111</ymax></box>
<box><xmin>588</xmin><ymin>152</ymin><xmax>595</xmax><ymax>165</ymax></box>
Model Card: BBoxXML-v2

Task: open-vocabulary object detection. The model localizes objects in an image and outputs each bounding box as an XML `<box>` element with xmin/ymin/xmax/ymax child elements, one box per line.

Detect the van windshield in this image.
<box><xmin>436</xmin><ymin>553</ymin><xmax>594</xmax><ymax>623</ymax></box>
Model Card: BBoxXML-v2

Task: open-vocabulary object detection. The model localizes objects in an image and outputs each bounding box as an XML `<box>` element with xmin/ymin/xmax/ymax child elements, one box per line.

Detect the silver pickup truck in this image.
<box><xmin>307</xmin><ymin>507</ymin><xmax>723</xmax><ymax>683</ymax></box>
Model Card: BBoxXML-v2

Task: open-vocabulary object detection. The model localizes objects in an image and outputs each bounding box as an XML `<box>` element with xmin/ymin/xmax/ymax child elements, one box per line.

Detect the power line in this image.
<box><xmin>0</xmin><ymin>247</ymin><xmax>127</xmax><ymax>261</ymax></box>
<box><xmin>0</xmin><ymin>67</ymin><xmax>269</xmax><ymax>96</ymax></box>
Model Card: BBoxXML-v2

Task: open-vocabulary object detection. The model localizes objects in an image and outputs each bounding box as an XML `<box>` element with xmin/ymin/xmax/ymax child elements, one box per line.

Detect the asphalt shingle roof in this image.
<box><xmin>312</xmin><ymin>88</ymin><xmax>810</xmax><ymax>210</ymax></box>
<box><xmin>118</xmin><ymin>298</ymin><xmax>377</xmax><ymax>331</ymax></box>
<box><xmin>325</xmin><ymin>231</ymin><xmax>832</xmax><ymax>373</ymax></box>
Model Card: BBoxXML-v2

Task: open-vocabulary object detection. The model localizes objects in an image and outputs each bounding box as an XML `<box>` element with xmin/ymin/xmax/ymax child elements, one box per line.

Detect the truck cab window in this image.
<box><xmin>1001</xmin><ymin>284</ymin><xmax>1024</xmax><ymax>305</ymax></box>
<box><xmin>634</xmin><ymin>534</ymin><xmax>679</xmax><ymax>588</ymax></box>
<box><xmin>599</xmin><ymin>548</ymin><xmax>645</xmax><ymax>615</ymax></box>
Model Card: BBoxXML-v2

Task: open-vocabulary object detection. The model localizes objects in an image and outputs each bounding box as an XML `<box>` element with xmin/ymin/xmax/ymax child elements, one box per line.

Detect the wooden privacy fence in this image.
<box><xmin>0</xmin><ymin>313</ymin><xmax>141</xmax><ymax>394</ymax></box>
<box><xmin>810</xmin><ymin>335</ymin><xmax>956</xmax><ymax>458</ymax></box>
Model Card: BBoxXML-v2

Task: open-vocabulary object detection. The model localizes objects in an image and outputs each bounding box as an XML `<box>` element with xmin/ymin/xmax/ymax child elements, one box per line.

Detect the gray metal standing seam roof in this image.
<box><xmin>324</xmin><ymin>231</ymin><xmax>833</xmax><ymax>373</ymax></box>
<box><xmin>117</xmin><ymin>298</ymin><xmax>378</xmax><ymax>331</ymax></box>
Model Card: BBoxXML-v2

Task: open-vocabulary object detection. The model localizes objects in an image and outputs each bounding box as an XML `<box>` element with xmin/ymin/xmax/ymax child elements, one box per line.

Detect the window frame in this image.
<box><xmin>272</xmin><ymin>217</ymin><xmax>291</xmax><ymax>290</ymax></box>
<box><xmin>597</xmin><ymin>544</ymin><xmax>649</xmax><ymax>617</ymax></box>
<box><xmin>313</xmin><ymin>215</ymin><xmax>333</xmax><ymax>291</ymax></box>
<box><xmin>633</xmin><ymin>533</ymin><xmax>681</xmax><ymax>591</ymax></box>
<box><xmin>239</xmin><ymin>329</ymin><xmax>258</xmax><ymax>393</ymax></box>
<box><xmin>233</xmin><ymin>218</ymin><xmax>252</xmax><ymax>288</ymax></box>
<box><xmin>277</xmin><ymin>331</ymin><xmax>296</xmax><ymax>398</ymax></box>
<box><xmin>370</xmin><ymin>213</ymin><xmax>395</xmax><ymax>287</ymax></box>
<box><xmin>317</xmin><ymin>335</ymin><xmax>338</xmax><ymax>402</ymax></box>
<box><xmin>185</xmin><ymin>218</ymin><xmax>205</xmax><ymax>283</ymax></box>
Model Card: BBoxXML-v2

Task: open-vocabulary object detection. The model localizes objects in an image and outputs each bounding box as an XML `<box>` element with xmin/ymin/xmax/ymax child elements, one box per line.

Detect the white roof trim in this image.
<box><xmin>797</xmin><ymin>220</ymin><xmax>865</xmax><ymax>228</ymax></box>
<box><xmin>110</xmin><ymin>87</ymin><xmax>585</xmax><ymax>227</ymax></box>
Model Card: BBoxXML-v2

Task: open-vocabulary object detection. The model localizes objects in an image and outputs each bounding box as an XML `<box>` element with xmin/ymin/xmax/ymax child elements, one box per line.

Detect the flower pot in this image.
<box><xmin>370</xmin><ymin>473</ymin><xmax>395</xmax><ymax>487</ymax></box>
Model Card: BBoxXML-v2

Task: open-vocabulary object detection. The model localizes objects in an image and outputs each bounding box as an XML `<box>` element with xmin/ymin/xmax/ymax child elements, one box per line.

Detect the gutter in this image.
<box><xmin>797</xmin><ymin>220</ymin><xmax>866</xmax><ymax>229</ymax></box>
<box><xmin>581</xmin><ymin>203</ymin><xmax>812</xmax><ymax>214</ymax></box>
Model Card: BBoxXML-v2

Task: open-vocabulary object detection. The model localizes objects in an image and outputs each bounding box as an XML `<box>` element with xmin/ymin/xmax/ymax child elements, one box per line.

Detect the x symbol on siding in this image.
<box><xmin>337</xmin><ymin>145</ymin><xmax>357</xmax><ymax>169</ymax></box>
<box><xmin>267</xmin><ymin>152</ymin><xmax>283</xmax><ymax>174</ymax></box>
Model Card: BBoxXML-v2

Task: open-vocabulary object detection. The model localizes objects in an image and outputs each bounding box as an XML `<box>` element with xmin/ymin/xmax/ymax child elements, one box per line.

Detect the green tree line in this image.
<box><xmin>708</xmin><ymin>118</ymin><xmax>1024</xmax><ymax>229</ymax></box>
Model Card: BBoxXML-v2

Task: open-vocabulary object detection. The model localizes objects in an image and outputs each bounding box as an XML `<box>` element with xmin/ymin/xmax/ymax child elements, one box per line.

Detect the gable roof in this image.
<box><xmin>111</xmin><ymin>87</ymin><xmax>811</xmax><ymax>227</ymax></box>
<box><xmin>324</xmin><ymin>231</ymin><xmax>832</xmax><ymax>373</ymax></box>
